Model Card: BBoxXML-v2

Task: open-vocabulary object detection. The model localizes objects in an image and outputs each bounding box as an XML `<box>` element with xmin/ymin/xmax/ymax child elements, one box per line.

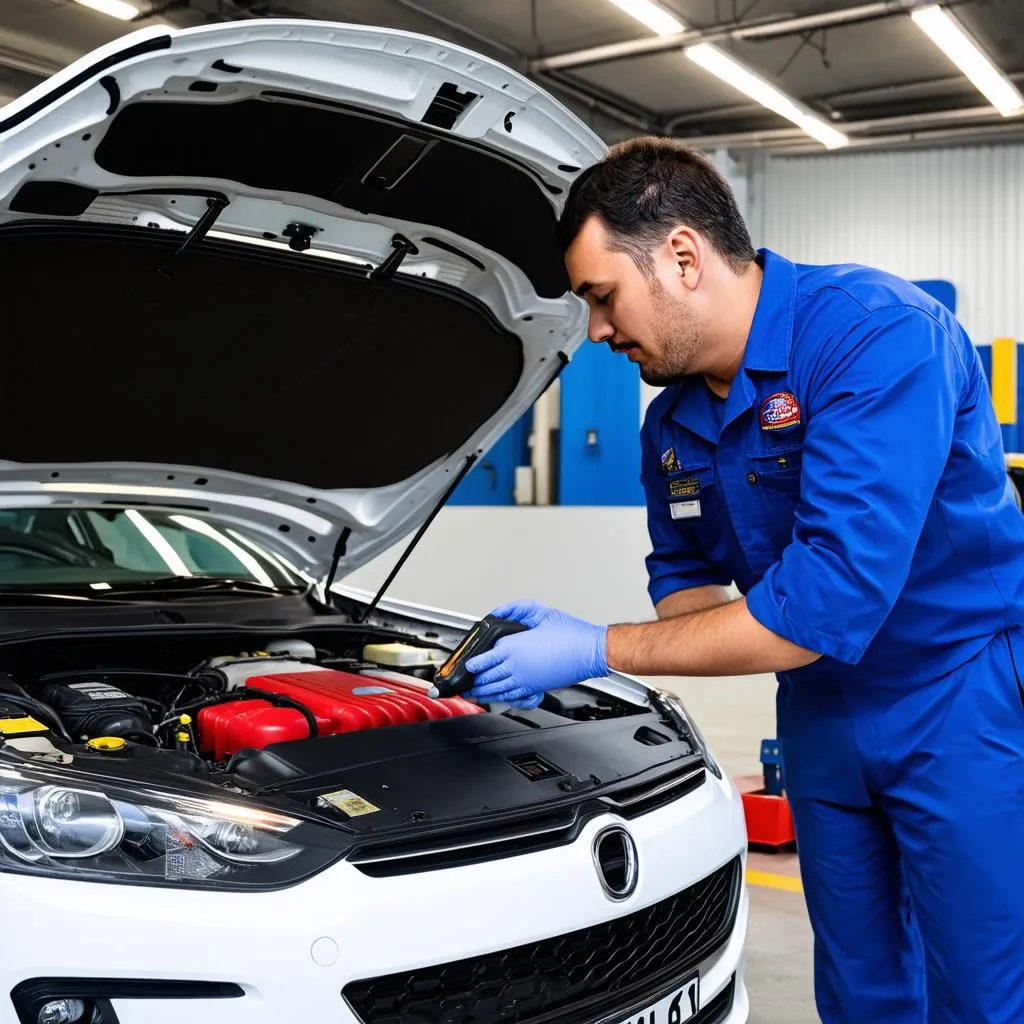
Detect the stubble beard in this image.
<box><xmin>638</xmin><ymin>280</ymin><xmax>706</xmax><ymax>387</ymax></box>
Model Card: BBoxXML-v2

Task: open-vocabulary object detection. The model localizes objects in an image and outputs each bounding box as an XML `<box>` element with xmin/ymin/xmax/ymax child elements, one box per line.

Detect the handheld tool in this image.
<box><xmin>433</xmin><ymin>615</ymin><xmax>528</xmax><ymax>698</ymax></box>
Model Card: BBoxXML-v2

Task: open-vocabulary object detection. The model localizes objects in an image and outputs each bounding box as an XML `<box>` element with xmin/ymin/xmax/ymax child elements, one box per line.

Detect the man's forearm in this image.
<box><xmin>655</xmin><ymin>585</ymin><xmax>732</xmax><ymax>619</ymax></box>
<box><xmin>607</xmin><ymin>596</ymin><xmax>821</xmax><ymax>676</ymax></box>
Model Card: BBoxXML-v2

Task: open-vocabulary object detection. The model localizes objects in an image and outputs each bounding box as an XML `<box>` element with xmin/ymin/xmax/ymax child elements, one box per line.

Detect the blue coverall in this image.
<box><xmin>641</xmin><ymin>249</ymin><xmax>1024</xmax><ymax>1023</ymax></box>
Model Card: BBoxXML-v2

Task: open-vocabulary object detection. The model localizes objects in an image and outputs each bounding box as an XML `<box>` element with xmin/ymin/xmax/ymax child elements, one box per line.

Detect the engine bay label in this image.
<box><xmin>319</xmin><ymin>789</ymin><xmax>381</xmax><ymax>817</ymax></box>
<box><xmin>68</xmin><ymin>681</ymin><xmax>133</xmax><ymax>701</ymax></box>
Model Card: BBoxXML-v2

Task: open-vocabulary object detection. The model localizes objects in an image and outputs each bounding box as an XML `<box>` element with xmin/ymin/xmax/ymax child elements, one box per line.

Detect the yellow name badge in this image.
<box><xmin>668</xmin><ymin>477</ymin><xmax>700</xmax><ymax>497</ymax></box>
<box><xmin>670</xmin><ymin>500</ymin><xmax>701</xmax><ymax>520</ymax></box>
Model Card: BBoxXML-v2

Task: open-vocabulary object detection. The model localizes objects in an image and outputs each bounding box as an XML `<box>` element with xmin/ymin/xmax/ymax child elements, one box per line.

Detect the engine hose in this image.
<box><xmin>119</xmin><ymin>729</ymin><xmax>159</xmax><ymax>747</ymax></box>
<box><xmin>173</xmin><ymin>689</ymin><xmax>319</xmax><ymax>739</ymax></box>
<box><xmin>246</xmin><ymin>688</ymin><xmax>319</xmax><ymax>739</ymax></box>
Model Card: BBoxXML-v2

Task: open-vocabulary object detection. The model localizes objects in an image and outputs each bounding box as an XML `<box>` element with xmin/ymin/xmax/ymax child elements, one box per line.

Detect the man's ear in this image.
<box><xmin>666</xmin><ymin>226</ymin><xmax>702</xmax><ymax>291</ymax></box>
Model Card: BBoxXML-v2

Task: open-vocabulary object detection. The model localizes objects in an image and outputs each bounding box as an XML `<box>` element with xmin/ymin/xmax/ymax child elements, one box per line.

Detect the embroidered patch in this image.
<box><xmin>669</xmin><ymin>500</ymin><xmax>701</xmax><ymax>520</ymax></box>
<box><xmin>668</xmin><ymin>477</ymin><xmax>700</xmax><ymax>497</ymax></box>
<box><xmin>660</xmin><ymin>446</ymin><xmax>681</xmax><ymax>473</ymax></box>
<box><xmin>760</xmin><ymin>391</ymin><xmax>802</xmax><ymax>431</ymax></box>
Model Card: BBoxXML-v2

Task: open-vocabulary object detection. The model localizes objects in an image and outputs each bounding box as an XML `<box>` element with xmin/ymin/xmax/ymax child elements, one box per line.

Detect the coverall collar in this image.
<box><xmin>669</xmin><ymin>248</ymin><xmax>797</xmax><ymax>444</ymax></box>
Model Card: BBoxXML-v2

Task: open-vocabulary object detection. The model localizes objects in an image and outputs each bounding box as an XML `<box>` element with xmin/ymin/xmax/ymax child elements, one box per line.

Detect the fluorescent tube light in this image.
<box><xmin>685</xmin><ymin>43</ymin><xmax>849</xmax><ymax>149</ymax></box>
<box><xmin>605</xmin><ymin>0</ymin><xmax>684</xmax><ymax>37</ymax></box>
<box><xmin>74</xmin><ymin>0</ymin><xmax>139</xmax><ymax>20</ymax></box>
<box><xmin>911</xmin><ymin>5</ymin><xmax>1024</xmax><ymax>117</ymax></box>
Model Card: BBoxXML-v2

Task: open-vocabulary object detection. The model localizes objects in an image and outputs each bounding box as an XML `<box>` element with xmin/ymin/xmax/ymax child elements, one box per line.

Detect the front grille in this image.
<box><xmin>343</xmin><ymin>856</ymin><xmax>741</xmax><ymax>1024</ymax></box>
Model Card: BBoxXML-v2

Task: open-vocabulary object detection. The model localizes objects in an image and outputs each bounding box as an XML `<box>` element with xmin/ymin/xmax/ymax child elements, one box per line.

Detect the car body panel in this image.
<box><xmin>0</xmin><ymin>19</ymin><xmax>605</xmax><ymax>583</ymax></box>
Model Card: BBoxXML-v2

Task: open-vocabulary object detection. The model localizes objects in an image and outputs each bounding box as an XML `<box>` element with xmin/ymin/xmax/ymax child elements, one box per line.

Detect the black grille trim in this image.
<box><xmin>600</xmin><ymin>764</ymin><xmax>706</xmax><ymax>818</ymax></box>
<box><xmin>350</xmin><ymin>808</ymin><xmax>584</xmax><ymax>877</ymax></box>
<box><xmin>343</xmin><ymin>856</ymin><xmax>742</xmax><ymax>1024</ymax></box>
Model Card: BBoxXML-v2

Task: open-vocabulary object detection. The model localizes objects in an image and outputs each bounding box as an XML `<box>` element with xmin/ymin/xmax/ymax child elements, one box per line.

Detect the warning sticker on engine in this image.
<box><xmin>319</xmin><ymin>789</ymin><xmax>381</xmax><ymax>817</ymax></box>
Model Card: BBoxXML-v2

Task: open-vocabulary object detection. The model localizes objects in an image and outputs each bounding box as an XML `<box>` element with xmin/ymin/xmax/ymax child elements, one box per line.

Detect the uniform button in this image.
<box><xmin>747</xmin><ymin>472</ymin><xmax>759</xmax><ymax>485</ymax></box>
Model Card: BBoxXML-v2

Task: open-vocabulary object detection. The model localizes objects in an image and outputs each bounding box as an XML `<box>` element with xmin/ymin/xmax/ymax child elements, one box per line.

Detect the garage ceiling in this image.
<box><xmin>1</xmin><ymin>0</ymin><xmax>1023</xmax><ymax>154</ymax></box>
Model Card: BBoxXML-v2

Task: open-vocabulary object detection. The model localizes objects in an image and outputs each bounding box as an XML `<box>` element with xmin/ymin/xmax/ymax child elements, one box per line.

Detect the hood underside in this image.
<box><xmin>0</xmin><ymin>19</ymin><xmax>605</xmax><ymax>581</ymax></box>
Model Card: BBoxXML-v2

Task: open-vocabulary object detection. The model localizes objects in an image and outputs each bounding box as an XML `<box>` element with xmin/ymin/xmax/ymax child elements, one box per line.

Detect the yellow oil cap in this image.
<box><xmin>179</xmin><ymin>714</ymin><xmax>193</xmax><ymax>726</ymax></box>
<box><xmin>87</xmin><ymin>736</ymin><xmax>127</xmax><ymax>752</ymax></box>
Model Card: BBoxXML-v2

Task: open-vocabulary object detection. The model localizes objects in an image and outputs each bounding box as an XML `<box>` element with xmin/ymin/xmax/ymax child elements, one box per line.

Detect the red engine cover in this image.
<box><xmin>197</xmin><ymin>669</ymin><xmax>483</xmax><ymax>760</ymax></box>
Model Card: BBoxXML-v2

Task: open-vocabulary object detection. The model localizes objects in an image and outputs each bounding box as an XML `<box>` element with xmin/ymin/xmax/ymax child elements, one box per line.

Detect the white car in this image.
<box><xmin>0</xmin><ymin>19</ymin><xmax>749</xmax><ymax>1024</ymax></box>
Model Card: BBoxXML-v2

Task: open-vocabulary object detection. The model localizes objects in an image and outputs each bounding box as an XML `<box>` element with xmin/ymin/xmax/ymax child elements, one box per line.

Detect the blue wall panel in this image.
<box><xmin>978</xmin><ymin>344</ymin><xmax>992</xmax><ymax>386</ymax></box>
<box><xmin>448</xmin><ymin>412</ymin><xmax>532</xmax><ymax>505</ymax></box>
<box><xmin>912</xmin><ymin>279</ymin><xmax>957</xmax><ymax>313</ymax></box>
<box><xmin>558</xmin><ymin>341</ymin><xmax>644</xmax><ymax>505</ymax></box>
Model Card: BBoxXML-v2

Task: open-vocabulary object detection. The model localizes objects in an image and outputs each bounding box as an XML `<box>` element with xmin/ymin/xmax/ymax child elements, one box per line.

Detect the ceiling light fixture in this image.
<box><xmin>605</xmin><ymin>0</ymin><xmax>684</xmax><ymax>37</ymax></box>
<box><xmin>685</xmin><ymin>44</ymin><xmax>848</xmax><ymax>149</ymax></box>
<box><xmin>910</xmin><ymin>5</ymin><xmax>1024</xmax><ymax>117</ymax></box>
<box><xmin>602</xmin><ymin>0</ymin><xmax>847</xmax><ymax>149</ymax></box>
<box><xmin>73</xmin><ymin>0</ymin><xmax>140</xmax><ymax>21</ymax></box>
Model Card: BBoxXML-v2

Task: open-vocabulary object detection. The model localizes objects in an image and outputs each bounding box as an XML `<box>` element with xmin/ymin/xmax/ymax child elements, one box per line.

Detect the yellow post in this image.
<box><xmin>991</xmin><ymin>337</ymin><xmax>1017</xmax><ymax>425</ymax></box>
<box><xmin>992</xmin><ymin>337</ymin><xmax>1018</xmax><ymax>453</ymax></box>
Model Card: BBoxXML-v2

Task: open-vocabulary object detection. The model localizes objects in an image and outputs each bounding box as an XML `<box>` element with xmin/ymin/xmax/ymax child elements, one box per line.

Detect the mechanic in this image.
<box><xmin>464</xmin><ymin>136</ymin><xmax>1024</xmax><ymax>1023</ymax></box>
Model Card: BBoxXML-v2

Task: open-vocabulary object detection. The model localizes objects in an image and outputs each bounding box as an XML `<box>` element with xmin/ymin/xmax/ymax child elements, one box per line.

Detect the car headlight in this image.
<box><xmin>657</xmin><ymin>692</ymin><xmax>723</xmax><ymax>779</ymax></box>
<box><xmin>0</xmin><ymin>766</ymin><xmax>342</xmax><ymax>890</ymax></box>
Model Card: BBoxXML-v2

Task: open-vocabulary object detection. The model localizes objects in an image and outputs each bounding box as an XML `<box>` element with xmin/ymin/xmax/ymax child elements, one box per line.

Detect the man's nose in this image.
<box><xmin>588</xmin><ymin>312</ymin><xmax>615</xmax><ymax>343</ymax></box>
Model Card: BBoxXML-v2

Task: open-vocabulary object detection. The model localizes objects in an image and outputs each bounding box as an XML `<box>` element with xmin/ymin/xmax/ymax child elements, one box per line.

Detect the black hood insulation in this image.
<box><xmin>0</xmin><ymin>221</ymin><xmax>523</xmax><ymax>490</ymax></box>
<box><xmin>92</xmin><ymin>93</ymin><xmax>571</xmax><ymax>298</ymax></box>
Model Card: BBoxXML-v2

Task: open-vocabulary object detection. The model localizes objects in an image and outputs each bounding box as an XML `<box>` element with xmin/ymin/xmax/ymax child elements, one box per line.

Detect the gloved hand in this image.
<box><xmin>465</xmin><ymin>600</ymin><xmax>608</xmax><ymax>709</ymax></box>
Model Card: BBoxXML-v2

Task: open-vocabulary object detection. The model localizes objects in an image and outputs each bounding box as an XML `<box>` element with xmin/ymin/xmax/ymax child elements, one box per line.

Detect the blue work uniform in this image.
<box><xmin>640</xmin><ymin>248</ymin><xmax>1024</xmax><ymax>1023</ymax></box>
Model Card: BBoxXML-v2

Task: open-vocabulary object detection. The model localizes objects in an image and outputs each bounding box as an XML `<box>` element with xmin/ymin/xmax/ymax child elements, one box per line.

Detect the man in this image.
<box><xmin>464</xmin><ymin>137</ymin><xmax>1024</xmax><ymax>1023</ymax></box>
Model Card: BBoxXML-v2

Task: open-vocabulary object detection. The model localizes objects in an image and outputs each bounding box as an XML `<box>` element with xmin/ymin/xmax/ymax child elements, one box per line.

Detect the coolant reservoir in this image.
<box><xmin>362</xmin><ymin>642</ymin><xmax>445</xmax><ymax>668</ymax></box>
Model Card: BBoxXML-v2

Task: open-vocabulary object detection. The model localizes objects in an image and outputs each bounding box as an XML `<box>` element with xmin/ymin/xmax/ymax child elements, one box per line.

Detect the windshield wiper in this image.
<box><xmin>0</xmin><ymin>590</ymin><xmax>127</xmax><ymax>605</ymax></box>
<box><xmin>93</xmin><ymin>576</ymin><xmax>309</xmax><ymax>598</ymax></box>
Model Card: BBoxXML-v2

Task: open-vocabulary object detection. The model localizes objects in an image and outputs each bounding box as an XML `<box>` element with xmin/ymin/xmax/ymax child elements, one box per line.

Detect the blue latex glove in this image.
<box><xmin>464</xmin><ymin>600</ymin><xmax>608</xmax><ymax>709</ymax></box>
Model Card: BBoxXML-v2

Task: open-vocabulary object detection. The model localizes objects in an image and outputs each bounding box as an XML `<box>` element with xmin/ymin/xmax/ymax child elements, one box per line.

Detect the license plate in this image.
<box><xmin>614</xmin><ymin>974</ymin><xmax>700</xmax><ymax>1024</ymax></box>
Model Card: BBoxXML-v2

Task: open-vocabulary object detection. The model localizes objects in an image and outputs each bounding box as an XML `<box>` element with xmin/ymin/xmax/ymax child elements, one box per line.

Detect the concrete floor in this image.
<box><xmin>652</xmin><ymin>672</ymin><xmax>819</xmax><ymax>1023</ymax></box>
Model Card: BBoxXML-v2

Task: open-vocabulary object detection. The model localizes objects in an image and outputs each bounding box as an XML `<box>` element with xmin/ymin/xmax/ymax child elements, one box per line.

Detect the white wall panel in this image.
<box><xmin>757</xmin><ymin>144</ymin><xmax>1024</xmax><ymax>346</ymax></box>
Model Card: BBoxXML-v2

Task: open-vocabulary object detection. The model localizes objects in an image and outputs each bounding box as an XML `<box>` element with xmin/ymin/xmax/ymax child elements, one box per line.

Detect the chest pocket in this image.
<box><xmin>664</xmin><ymin>461</ymin><xmax>732</xmax><ymax>561</ymax></box>
<box><xmin>747</xmin><ymin>442</ymin><xmax>804</xmax><ymax>555</ymax></box>
<box><xmin>750</xmin><ymin>443</ymin><xmax>804</xmax><ymax>495</ymax></box>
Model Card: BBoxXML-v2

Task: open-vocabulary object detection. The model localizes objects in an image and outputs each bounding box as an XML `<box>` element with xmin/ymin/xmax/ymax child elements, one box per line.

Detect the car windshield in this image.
<box><xmin>0</xmin><ymin>507</ymin><xmax>306</xmax><ymax>591</ymax></box>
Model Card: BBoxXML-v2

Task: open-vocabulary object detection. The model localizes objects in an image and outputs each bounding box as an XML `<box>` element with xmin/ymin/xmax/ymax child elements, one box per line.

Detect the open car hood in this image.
<box><xmin>0</xmin><ymin>19</ymin><xmax>604</xmax><ymax>583</ymax></box>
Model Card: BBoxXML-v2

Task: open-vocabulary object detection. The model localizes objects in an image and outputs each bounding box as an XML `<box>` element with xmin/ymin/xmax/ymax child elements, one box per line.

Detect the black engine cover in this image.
<box><xmin>36</xmin><ymin>679</ymin><xmax>153</xmax><ymax>740</ymax></box>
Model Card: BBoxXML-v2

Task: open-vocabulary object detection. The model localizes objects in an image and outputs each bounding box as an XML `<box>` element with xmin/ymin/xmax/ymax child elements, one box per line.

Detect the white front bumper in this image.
<box><xmin>0</xmin><ymin>773</ymin><xmax>749</xmax><ymax>1024</ymax></box>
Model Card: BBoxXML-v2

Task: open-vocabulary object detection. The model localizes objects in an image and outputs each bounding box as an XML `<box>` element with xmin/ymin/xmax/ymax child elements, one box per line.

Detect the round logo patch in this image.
<box><xmin>760</xmin><ymin>392</ymin><xmax>801</xmax><ymax>431</ymax></box>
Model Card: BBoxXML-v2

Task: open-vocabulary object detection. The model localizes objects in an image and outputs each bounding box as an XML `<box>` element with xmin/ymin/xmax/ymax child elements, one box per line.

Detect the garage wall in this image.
<box><xmin>752</xmin><ymin>143</ymin><xmax>1024</xmax><ymax>348</ymax></box>
<box><xmin>343</xmin><ymin>506</ymin><xmax>658</xmax><ymax>625</ymax></box>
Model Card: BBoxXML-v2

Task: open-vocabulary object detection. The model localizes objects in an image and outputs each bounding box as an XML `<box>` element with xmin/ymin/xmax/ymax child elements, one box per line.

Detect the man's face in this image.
<box><xmin>565</xmin><ymin>215</ymin><xmax>707</xmax><ymax>386</ymax></box>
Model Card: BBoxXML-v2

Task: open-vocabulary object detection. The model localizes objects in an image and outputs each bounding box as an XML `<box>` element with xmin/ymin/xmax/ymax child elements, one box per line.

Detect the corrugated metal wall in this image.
<box><xmin>756</xmin><ymin>144</ymin><xmax>1024</xmax><ymax>347</ymax></box>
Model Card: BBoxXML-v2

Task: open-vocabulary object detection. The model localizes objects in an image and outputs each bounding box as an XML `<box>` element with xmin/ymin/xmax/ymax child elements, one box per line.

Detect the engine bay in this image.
<box><xmin>0</xmin><ymin>623</ymin><xmax>706</xmax><ymax>888</ymax></box>
<box><xmin>0</xmin><ymin>625</ymin><xmax>649</xmax><ymax>775</ymax></box>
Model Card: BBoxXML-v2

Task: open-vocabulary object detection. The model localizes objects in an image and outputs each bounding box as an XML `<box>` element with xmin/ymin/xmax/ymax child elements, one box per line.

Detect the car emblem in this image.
<box><xmin>592</xmin><ymin>825</ymin><xmax>639</xmax><ymax>901</ymax></box>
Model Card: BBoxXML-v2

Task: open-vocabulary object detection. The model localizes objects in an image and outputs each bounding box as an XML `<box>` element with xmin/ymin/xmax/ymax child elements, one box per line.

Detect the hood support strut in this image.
<box><xmin>155</xmin><ymin>195</ymin><xmax>229</xmax><ymax>277</ymax></box>
<box><xmin>356</xmin><ymin>453</ymin><xmax>477</xmax><ymax>623</ymax></box>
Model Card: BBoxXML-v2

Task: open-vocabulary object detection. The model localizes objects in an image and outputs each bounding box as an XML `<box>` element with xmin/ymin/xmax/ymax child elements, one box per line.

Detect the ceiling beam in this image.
<box><xmin>765</xmin><ymin>121</ymin><xmax>1024</xmax><ymax>155</ymax></box>
<box><xmin>530</xmin><ymin>1</ymin><xmax>949</xmax><ymax>74</ymax></box>
<box><xmin>677</xmin><ymin>104</ymin><xmax>1022</xmax><ymax>150</ymax></box>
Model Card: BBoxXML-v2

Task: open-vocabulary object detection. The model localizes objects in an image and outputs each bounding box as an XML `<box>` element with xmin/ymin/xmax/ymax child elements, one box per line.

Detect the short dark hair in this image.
<box><xmin>557</xmin><ymin>136</ymin><xmax>757</xmax><ymax>274</ymax></box>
